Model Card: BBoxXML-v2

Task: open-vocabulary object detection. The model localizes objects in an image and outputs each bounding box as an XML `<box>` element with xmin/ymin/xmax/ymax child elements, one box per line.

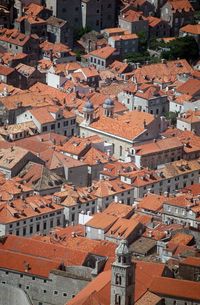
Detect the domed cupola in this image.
<box><xmin>83</xmin><ymin>99</ymin><xmax>94</xmax><ymax>113</ymax></box>
<box><xmin>83</xmin><ymin>98</ymin><xmax>94</xmax><ymax>124</ymax></box>
<box><xmin>115</xmin><ymin>239</ymin><xmax>131</xmax><ymax>265</ymax></box>
<box><xmin>103</xmin><ymin>97</ymin><xmax>114</xmax><ymax>117</ymax></box>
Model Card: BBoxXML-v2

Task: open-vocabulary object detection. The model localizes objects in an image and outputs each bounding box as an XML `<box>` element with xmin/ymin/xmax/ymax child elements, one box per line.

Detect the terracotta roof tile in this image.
<box><xmin>89</xmin><ymin>46</ymin><xmax>116</xmax><ymax>59</ymax></box>
<box><xmin>89</xmin><ymin>111</ymin><xmax>155</xmax><ymax>141</ymax></box>
<box><xmin>150</xmin><ymin>277</ymin><xmax>200</xmax><ymax>301</ymax></box>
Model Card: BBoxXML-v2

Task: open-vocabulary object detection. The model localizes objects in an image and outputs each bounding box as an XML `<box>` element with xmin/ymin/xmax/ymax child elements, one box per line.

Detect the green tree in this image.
<box><xmin>161</xmin><ymin>36</ymin><xmax>199</xmax><ymax>63</ymax></box>
<box><xmin>74</xmin><ymin>26</ymin><xmax>92</xmax><ymax>41</ymax></box>
<box><xmin>164</xmin><ymin>111</ymin><xmax>178</xmax><ymax>125</ymax></box>
<box><xmin>137</xmin><ymin>31</ymin><xmax>148</xmax><ymax>51</ymax></box>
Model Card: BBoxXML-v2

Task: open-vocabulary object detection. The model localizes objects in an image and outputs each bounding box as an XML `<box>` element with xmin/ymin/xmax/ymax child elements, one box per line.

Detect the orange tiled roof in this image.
<box><xmin>102</xmin><ymin>201</ymin><xmax>134</xmax><ymax>218</ymax></box>
<box><xmin>105</xmin><ymin>217</ymin><xmax>140</xmax><ymax>239</ymax></box>
<box><xmin>181</xmin><ymin>256</ymin><xmax>200</xmax><ymax>267</ymax></box>
<box><xmin>120</xmin><ymin>10</ymin><xmax>145</xmax><ymax>22</ymax></box>
<box><xmin>89</xmin><ymin>46</ymin><xmax>116</xmax><ymax>59</ymax></box>
<box><xmin>169</xmin><ymin>0</ymin><xmax>194</xmax><ymax>12</ymax></box>
<box><xmin>0</xmin><ymin>64</ymin><xmax>15</xmax><ymax>76</ymax></box>
<box><xmin>176</xmin><ymin>78</ymin><xmax>200</xmax><ymax>97</ymax></box>
<box><xmin>182</xmin><ymin>183</ymin><xmax>200</xmax><ymax>196</ymax></box>
<box><xmin>81</xmin><ymin>147</ymin><xmax>116</xmax><ymax>166</ymax></box>
<box><xmin>133</xmin><ymin>137</ymin><xmax>183</xmax><ymax>156</ymax></box>
<box><xmin>110</xmin><ymin>33</ymin><xmax>138</xmax><ymax>41</ymax></box>
<box><xmin>24</xmin><ymin>3</ymin><xmax>45</xmax><ymax>16</ymax></box>
<box><xmin>133</xmin><ymin>59</ymin><xmax>193</xmax><ymax>84</ymax></box>
<box><xmin>170</xmin><ymin>233</ymin><xmax>193</xmax><ymax>246</ymax></box>
<box><xmin>150</xmin><ymin>277</ymin><xmax>200</xmax><ymax>301</ymax></box>
<box><xmin>101</xmin><ymin>161</ymin><xmax>138</xmax><ymax>178</ymax></box>
<box><xmin>180</xmin><ymin>24</ymin><xmax>200</xmax><ymax>35</ymax></box>
<box><xmin>179</xmin><ymin>110</ymin><xmax>200</xmax><ymax>124</ymax></box>
<box><xmin>147</xmin><ymin>16</ymin><xmax>164</xmax><ymax>27</ymax></box>
<box><xmin>90</xmin><ymin>178</ymin><xmax>134</xmax><ymax>198</ymax></box>
<box><xmin>0</xmin><ymin>195</ymin><xmax>63</xmax><ymax>224</ymax></box>
<box><xmin>85</xmin><ymin>213</ymin><xmax>117</xmax><ymax>230</ymax></box>
<box><xmin>0</xmin><ymin>28</ymin><xmax>36</xmax><ymax>47</ymax></box>
<box><xmin>57</xmin><ymin>135</ymin><xmax>102</xmax><ymax>157</ymax></box>
<box><xmin>139</xmin><ymin>193</ymin><xmax>165</xmax><ymax>212</ymax></box>
<box><xmin>89</xmin><ymin>111</ymin><xmax>155</xmax><ymax>141</ymax></box>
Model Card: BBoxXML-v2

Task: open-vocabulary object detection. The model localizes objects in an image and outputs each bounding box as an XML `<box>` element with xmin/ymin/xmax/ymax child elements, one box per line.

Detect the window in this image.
<box><xmin>54</xmin><ymin>291</ymin><xmax>58</xmax><ymax>295</ymax></box>
<box><xmin>36</xmin><ymin>224</ymin><xmax>40</xmax><ymax>232</ymax></box>
<box><xmin>115</xmin><ymin>274</ymin><xmax>122</xmax><ymax>285</ymax></box>
<box><xmin>43</xmin><ymin>290</ymin><xmax>46</xmax><ymax>293</ymax></box>
<box><xmin>120</xmin><ymin>146</ymin><xmax>123</xmax><ymax>157</ymax></box>
<box><xmin>42</xmin><ymin>126</ymin><xmax>47</xmax><ymax>132</ymax></box>
<box><xmin>43</xmin><ymin>222</ymin><xmax>47</xmax><ymax>230</ymax></box>
<box><xmin>57</xmin><ymin>218</ymin><xmax>60</xmax><ymax>226</ymax></box>
<box><xmin>64</xmin><ymin>121</ymin><xmax>68</xmax><ymax>127</ymax></box>
<box><xmin>57</xmin><ymin>122</ymin><xmax>60</xmax><ymax>128</ymax></box>
<box><xmin>115</xmin><ymin>294</ymin><xmax>121</xmax><ymax>305</ymax></box>
<box><xmin>23</xmin><ymin>228</ymin><xmax>26</xmax><ymax>236</ymax></box>
<box><xmin>63</xmin><ymin>293</ymin><xmax>67</xmax><ymax>297</ymax></box>
<box><xmin>30</xmin><ymin>226</ymin><xmax>33</xmax><ymax>234</ymax></box>
<box><xmin>51</xmin><ymin>124</ymin><xmax>55</xmax><ymax>130</ymax></box>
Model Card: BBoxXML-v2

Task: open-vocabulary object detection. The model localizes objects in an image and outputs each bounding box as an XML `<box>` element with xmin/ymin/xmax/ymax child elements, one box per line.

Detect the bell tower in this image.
<box><xmin>110</xmin><ymin>240</ymin><xmax>135</xmax><ymax>305</ymax></box>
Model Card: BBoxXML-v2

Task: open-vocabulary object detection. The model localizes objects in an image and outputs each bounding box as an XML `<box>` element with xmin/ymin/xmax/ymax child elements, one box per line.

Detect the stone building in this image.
<box><xmin>80</xmin><ymin>98</ymin><xmax>164</xmax><ymax>159</ymax></box>
<box><xmin>179</xmin><ymin>257</ymin><xmax>200</xmax><ymax>281</ymax></box>
<box><xmin>87</xmin><ymin>46</ymin><xmax>117</xmax><ymax>70</ymax></box>
<box><xmin>45</xmin><ymin>0</ymin><xmax>82</xmax><ymax>29</ymax></box>
<box><xmin>108</xmin><ymin>33</ymin><xmax>139</xmax><ymax>58</ymax></box>
<box><xmin>161</xmin><ymin>0</ymin><xmax>194</xmax><ymax>36</ymax></box>
<box><xmin>0</xmin><ymin>28</ymin><xmax>40</xmax><ymax>63</ymax></box>
<box><xmin>0</xmin><ymin>195</ymin><xmax>65</xmax><ymax>237</ymax></box>
<box><xmin>0</xmin><ymin>0</ymin><xmax>14</xmax><ymax>28</ymax></box>
<box><xmin>47</xmin><ymin>16</ymin><xmax>73</xmax><ymax>48</ymax></box>
<box><xmin>176</xmin><ymin>110</ymin><xmax>200</xmax><ymax>136</ymax></box>
<box><xmin>119</xmin><ymin>84</ymin><xmax>169</xmax><ymax>115</ymax></box>
<box><xmin>162</xmin><ymin>194</ymin><xmax>200</xmax><ymax>229</ymax></box>
<box><xmin>118</xmin><ymin>9</ymin><xmax>149</xmax><ymax>37</ymax></box>
<box><xmin>16</xmin><ymin>105</ymin><xmax>77</xmax><ymax>137</ymax></box>
<box><xmin>0</xmin><ymin>146</ymin><xmax>44</xmax><ymax>179</ymax></box>
<box><xmin>81</xmin><ymin>0</ymin><xmax>116</xmax><ymax>32</ymax></box>
<box><xmin>127</xmin><ymin>137</ymin><xmax>183</xmax><ymax>169</ymax></box>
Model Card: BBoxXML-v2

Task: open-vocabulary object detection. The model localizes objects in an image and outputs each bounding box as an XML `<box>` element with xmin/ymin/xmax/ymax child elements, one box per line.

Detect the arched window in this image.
<box><xmin>115</xmin><ymin>294</ymin><xmax>121</xmax><ymax>305</ymax></box>
<box><xmin>115</xmin><ymin>274</ymin><xmax>121</xmax><ymax>285</ymax></box>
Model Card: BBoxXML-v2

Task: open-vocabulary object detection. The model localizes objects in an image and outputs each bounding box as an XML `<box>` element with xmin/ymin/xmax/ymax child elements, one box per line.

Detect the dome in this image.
<box><xmin>83</xmin><ymin>99</ymin><xmax>94</xmax><ymax>112</ymax></box>
<box><xmin>115</xmin><ymin>239</ymin><xmax>129</xmax><ymax>256</ymax></box>
<box><xmin>103</xmin><ymin>98</ymin><xmax>114</xmax><ymax>109</ymax></box>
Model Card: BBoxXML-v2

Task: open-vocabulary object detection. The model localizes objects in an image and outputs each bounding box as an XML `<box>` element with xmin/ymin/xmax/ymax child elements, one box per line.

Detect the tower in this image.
<box><xmin>103</xmin><ymin>98</ymin><xmax>114</xmax><ymax>117</ymax></box>
<box><xmin>110</xmin><ymin>240</ymin><xmax>135</xmax><ymax>305</ymax></box>
<box><xmin>83</xmin><ymin>98</ymin><xmax>94</xmax><ymax>125</ymax></box>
